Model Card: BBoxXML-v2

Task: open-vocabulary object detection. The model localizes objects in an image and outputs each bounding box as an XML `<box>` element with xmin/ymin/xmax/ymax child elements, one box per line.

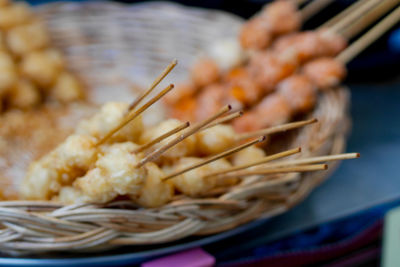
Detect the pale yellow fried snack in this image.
<box><xmin>20</xmin><ymin>49</ymin><xmax>64</xmax><ymax>88</ymax></box>
<box><xmin>231</xmin><ymin>146</ymin><xmax>266</xmax><ymax>166</ymax></box>
<box><xmin>20</xmin><ymin>134</ymin><xmax>97</xmax><ymax>200</ymax></box>
<box><xmin>139</xmin><ymin>119</ymin><xmax>196</xmax><ymax>160</ymax></box>
<box><xmin>172</xmin><ymin>157</ymin><xmax>231</xmax><ymax>196</ymax></box>
<box><xmin>0</xmin><ymin>51</ymin><xmax>17</xmax><ymax>96</ymax></box>
<box><xmin>75</xmin><ymin>102</ymin><xmax>143</xmax><ymax>143</ymax></box>
<box><xmin>0</xmin><ymin>3</ymin><xmax>33</xmax><ymax>29</ymax></box>
<box><xmin>73</xmin><ymin>142</ymin><xmax>145</xmax><ymax>203</ymax></box>
<box><xmin>51</xmin><ymin>72</ymin><xmax>85</xmax><ymax>103</ymax></box>
<box><xmin>6</xmin><ymin>20</ymin><xmax>49</xmax><ymax>56</ymax></box>
<box><xmin>133</xmin><ymin>162</ymin><xmax>174</xmax><ymax>208</ymax></box>
<box><xmin>8</xmin><ymin>79</ymin><xmax>41</xmax><ymax>109</ymax></box>
<box><xmin>196</xmin><ymin>124</ymin><xmax>237</xmax><ymax>155</ymax></box>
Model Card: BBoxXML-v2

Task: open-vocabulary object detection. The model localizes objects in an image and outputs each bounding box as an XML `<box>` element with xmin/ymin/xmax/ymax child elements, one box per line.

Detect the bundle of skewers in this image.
<box><xmin>0</xmin><ymin>0</ymin><xmax>398</xmax><ymax>254</ymax></box>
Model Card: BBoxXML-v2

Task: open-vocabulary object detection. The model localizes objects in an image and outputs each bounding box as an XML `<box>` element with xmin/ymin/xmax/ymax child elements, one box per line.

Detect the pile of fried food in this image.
<box><xmin>0</xmin><ymin>0</ymin><xmax>83</xmax><ymax>112</ymax></box>
<box><xmin>20</xmin><ymin>99</ymin><xmax>359</xmax><ymax>208</ymax></box>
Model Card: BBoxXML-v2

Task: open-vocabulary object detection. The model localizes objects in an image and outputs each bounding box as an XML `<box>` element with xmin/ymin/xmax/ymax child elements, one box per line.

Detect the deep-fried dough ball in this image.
<box><xmin>75</xmin><ymin>102</ymin><xmax>143</xmax><ymax>143</ymax></box>
<box><xmin>8</xmin><ymin>79</ymin><xmax>41</xmax><ymax>109</ymax></box>
<box><xmin>277</xmin><ymin>74</ymin><xmax>316</xmax><ymax>113</ymax></box>
<box><xmin>191</xmin><ymin>58</ymin><xmax>220</xmax><ymax>87</ymax></box>
<box><xmin>0</xmin><ymin>3</ymin><xmax>33</xmax><ymax>29</ymax></box>
<box><xmin>134</xmin><ymin>162</ymin><xmax>174</xmax><ymax>208</ymax></box>
<box><xmin>196</xmin><ymin>124</ymin><xmax>237</xmax><ymax>155</ymax></box>
<box><xmin>6</xmin><ymin>20</ymin><xmax>49</xmax><ymax>56</ymax></box>
<box><xmin>20</xmin><ymin>49</ymin><xmax>64</xmax><ymax>88</ymax></box>
<box><xmin>51</xmin><ymin>72</ymin><xmax>84</xmax><ymax>103</ymax></box>
<box><xmin>0</xmin><ymin>51</ymin><xmax>17</xmax><ymax>96</ymax></box>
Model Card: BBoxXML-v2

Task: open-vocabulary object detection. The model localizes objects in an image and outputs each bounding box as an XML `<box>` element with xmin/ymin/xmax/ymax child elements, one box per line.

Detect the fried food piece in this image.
<box><xmin>133</xmin><ymin>162</ymin><xmax>174</xmax><ymax>208</ymax></box>
<box><xmin>0</xmin><ymin>51</ymin><xmax>17</xmax><ymax>96</ymax></box>
<box><xmin>239</xmin><ymin>17</ymin><xmax>271</xmax><ymax>50</ymax></box>
<box><xmin>233</xmin><ymin>93</ymin><xmax>291</xmax><ymax>132</ymax></box>
<box><xmin>225</xmin><ymin>67</ymin><xmax>263</xmax><ymax>105</ymax></box>
<box><xmin>51</xmin><ymin>72</ymin><xmax>85</xmax><ymax>103</ymax></box>
<box><xmin>75</xmin><ymin>102</ymin><xmax>143</xmax><ymax>143</ymax></box>
<box><xmin>20</xmin><ymin>49</ymin><xmax>65</xmax><ymax>88</ymax></box>
<box><xmin>249</xmin><ymin>51</ymin><xmax>298</xmax><ymax>92</ymax></box>
<box><xmin>231</xmin><ymin>146</ymin><xmax>266</xmax><ymax>166</ymax></box>
<box><xmin>172</xmin><ymin>157</ymin><xmax>231</xmax><ymax>196</ymax></box>
<box><xmin>196</xmin><ymin>124</ymin><xmax>237</xmax><ymax>155</ymax></box>
<box><xmin>6</xmin><ymin>20</ymin><xmax>49</xmax><ymax>56</ymax></box>
<box><xmin>20</xmin><ymin>134</ymin><xmax>98</xmax><ymax>200</ymax></box>
<box><xmin>302</xmin><ymin>57</ymin><xmax>347</xmax><ymax>89</ymax></box>
<box><xmin>0</xmin><ymin>3</ymin><xmax>33</xmax><ymax>29</ymax></box>
<box><xmin>139</xmin><ymin>118</ymin><xmax>196</xmax><ymax>160</ymax></box>
<box><xmin>163</xmin><ymin>82</ymin><xmax>197</xmax><ymax>106</ymax></box>
<box><xmin>8</xmin><ymin>79</ymin><xmax>41</xmax><ymax>110</ymax></box>
<box><xmin>74</xmin><ymin>142</ymin><xmax>144</xmax><ymax>203</ymax></box>
<box><xmin>260</xmin><ymin>0</ymin><xmax>301</xmax><ymax>35</ymax></box>
<box><xmin>191</xmin><ymin>58</ymin><xmax>220</xmax><ymax>88</ymax></box>
<box><xmin>277</xmin><ymin>74</ymin><xmax>316</xmax><ymax>113</ymax></box>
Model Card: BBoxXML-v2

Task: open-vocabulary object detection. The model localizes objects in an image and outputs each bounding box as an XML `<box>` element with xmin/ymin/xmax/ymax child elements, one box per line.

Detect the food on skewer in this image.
<box><xmin>302</xmin><ymin>57</ymin><xmax>347</xmax><ymax>89</ymax></box>
<box><xmin>0</xmin><ymin>0</ymin><xmax>85</xmax><ymax>113</ymax></box>
<box><xmin>239</xmin><ymin>0</ymin><xmax>301</xmax><ymax>50</ymax></box>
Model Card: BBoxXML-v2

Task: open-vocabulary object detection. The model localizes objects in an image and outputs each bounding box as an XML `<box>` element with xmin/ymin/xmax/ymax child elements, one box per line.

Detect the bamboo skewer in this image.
<box><xmin>162</xmin><ymin>136</ymin><xmax>266</xmax><ymax>181</ymax></box>
<box><xmin>134</xmin><ymin>122</ymin><xmax>190</xmax><ymax>153</ymax></box>
<box><xmin>128</xmin><ymin>59</ymin><xmax>177</xmax><ymax>111</ymax></box>
<box><xmin>237</xmin><ymin>118</ymin><xmax>317</xmax><ymax>141</ymax></box>
<box><xmin>259</xmin><ymin>153</ymin><xmax>360</xmax><ymax>169</ymax></box>
<box><xmin>300</xmin><ymin>0</ymin><xmax>335</xmax><ymax>21</ymax></box>
<box><xmin>319</xmin><ymin>0</ymin><xmax>366</xmax><ymax>29</ymax></box>
<box><xmin>203</xmin><ymin>147</ymin><xmax>301</xmax><ymax>179</ymax></box>
<box><xmin>218</xmin><ymin>164</ymin><xmax>327</xmax><ymax>179</ymax></box>
<box><xmin>203</xmin><ymin>111</ymin><xmax>243</xmax><ymax>130</ymax></box>
<box><xmin>137</xmin><ymin>105</ymin><xmax>232</xmax><ymax>167</ymax></box>
<box><xmin>96</xmin><ymin>84</ymin><xmax>175</xmax><ymax>146</ymax></box>
<box><xmin>328</xmin><ymin>0</ymin><xmax>381</xmax><ymax>34</ymax></box>
<box><xmin>340</xmin><ymin>0</ymin><xmax>400</xmax><ymax>39</ymax></box>
<box><xmin>337</xmin><ymin>5</ymin><xmax>400</xmax><ymax>64</ymax></box>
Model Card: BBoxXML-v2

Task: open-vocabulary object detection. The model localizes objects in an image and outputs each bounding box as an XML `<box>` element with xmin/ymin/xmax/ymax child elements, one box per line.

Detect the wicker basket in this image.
<box><xmin>0</xmin><ymin>1</ymin><xmax>350</xmax><ymax>254</ymax></box>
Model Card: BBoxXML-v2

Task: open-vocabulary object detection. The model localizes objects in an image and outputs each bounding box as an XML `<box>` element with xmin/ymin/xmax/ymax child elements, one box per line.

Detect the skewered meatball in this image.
<box><xmin>249</xmin><ymin>51</ymin><xmax>298</xmax><ymax>92</ymax></box>
<box><xmin>191</xmin><ymin>58</ymin><xmax>220</xmax><ymax>87</ymax></box>
<box><xmin>233</xmin><ymin>112</ymin><xmax>265</xmax><ymax>133</ymax></box>
<box><xmin>0</xmin><ymin>3</ymin><xmax>33</xmax><ymax>29</ymax></box>
<box><xmin>20</xmin><ymin>49</ymin><xmax>65</xmax><ymax>88</ymax></box>
<box><xmin>260</xmin><ymin>0</ymin><xmax>301</xmax><ymax>35</ymax></box>
<box><xmin>6</xmin><ymin>20</ymin><xmax>50</xmax><ymax>56</ymax></box>
<box><xmin>239</xmin><ymin>17</ymin><xmax>271</xmax><ymax>50</ymax></box>
<box><xmin>277</xmin><ymin>74</ymin><xmax>316</xmax><ymax>113</ymax></box>
<box><xmin>302</xmin><ymin>57</ymin><xmax>347</xmax><ymax>89</ymax></box>
<box><xmin>225</xmin><ymin>67</ymin><xmax>263</xmax><ymax>105</ymax></box>
<box><xmin>51</xmin><ymin>72</ymin><xmax>85</xmax><ymax>103</ymax></box>
<box><xmin>168</xmin><ymin>96</ymin><xmax>197</xmax><ymax>122</ymax></box>
<box><xmin>318</xmin><ymin>29</ymin><xmax>348</xmax><ymax>57</ymax></box>
<box><xmin>163</xmin><ymin>81</ymin><xmax>197</xmax><ymax>106</ymax></box>
<box><xmin>231</xmin><ymin>146</ymin><xmax>266</xmax><ymax>166</ymax></box>
<box><xmin>8</xmin><ymin>79</ymin><xmax>41</xmax><ymax>109</ymax></box>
